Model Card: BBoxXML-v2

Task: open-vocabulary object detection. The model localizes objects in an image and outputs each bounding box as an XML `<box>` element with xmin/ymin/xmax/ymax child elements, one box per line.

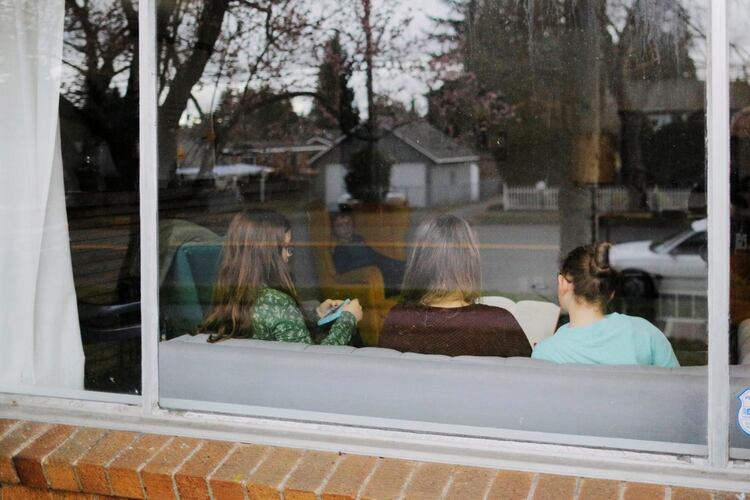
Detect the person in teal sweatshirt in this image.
<box><xmin>532</xmin><ymin>243</ymin><xmax>679</xmax><ymax>367</ymax></box>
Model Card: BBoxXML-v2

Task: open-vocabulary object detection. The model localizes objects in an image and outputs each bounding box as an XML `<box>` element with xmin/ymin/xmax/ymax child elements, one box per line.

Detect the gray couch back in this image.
<box><xmin>160</xmin><ymin>334</ymin><xmax>750</xmax><ymax>452</ymax></box>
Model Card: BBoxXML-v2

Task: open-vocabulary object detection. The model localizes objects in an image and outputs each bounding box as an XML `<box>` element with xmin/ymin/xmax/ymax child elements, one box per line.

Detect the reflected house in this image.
<box><xmin>620</xmin><ymin>79</ymin><xmax>750</xmax><ymax>189</ymax></box>
<box><xmin>220</xmin><ymin>136</ymin><xmax>332</xmax><ymax>179</ymax></box>
<box><xmin>311</xmin><ymin>120</ymin><xmax>480</xmax><ymax>208</ymax></box>
<box><xmin>175</xmin><ymin>135</ymin><xmax>332</xmax><ymax>183</ymax></box>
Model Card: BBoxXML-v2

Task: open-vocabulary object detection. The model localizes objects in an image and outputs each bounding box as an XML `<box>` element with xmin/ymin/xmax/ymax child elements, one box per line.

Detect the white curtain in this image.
<box><xmin>0</xmin><ymin>0</ymin><xmax>84</xmax><ymax>389</ymax></box>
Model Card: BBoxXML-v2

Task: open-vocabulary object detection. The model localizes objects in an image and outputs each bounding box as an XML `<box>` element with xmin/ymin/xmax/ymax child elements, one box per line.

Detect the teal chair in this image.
<box><xmin>160</xmin><ymin>241</ymin><xmax>224</xmax><ymax>339</ymax></box>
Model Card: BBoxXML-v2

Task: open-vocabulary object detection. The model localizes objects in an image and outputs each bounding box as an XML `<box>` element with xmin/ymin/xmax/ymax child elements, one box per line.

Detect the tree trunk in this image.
<box><xmin>362</xmin><ymin>0</ymin><xmax>380</xmax><ymax>200</ymax></box>
<box><xmin>157</xmin><ymin>0</ymin><xmax>230</xmax><ymax>186</ymax></box>
<box><xmin>559</xmin><ymin>0</ymin><xmax>607</xmax><ymax>255</ymax></box>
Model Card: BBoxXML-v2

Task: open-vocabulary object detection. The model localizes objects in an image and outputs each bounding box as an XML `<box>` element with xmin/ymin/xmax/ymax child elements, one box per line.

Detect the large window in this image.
<box><xmin>150</xmin><ymin>0</ymin><xmax>732</xmax><ymax>455</ymax></box>
<box><xmin>1</xmin><ymin>0</ymin><xmax>748</xmax><ymax>477</ymax></box>
<box><xmin>61</xmin><ymin>0</ymin><xmax>142</xmax><ymax>396</ymax></box>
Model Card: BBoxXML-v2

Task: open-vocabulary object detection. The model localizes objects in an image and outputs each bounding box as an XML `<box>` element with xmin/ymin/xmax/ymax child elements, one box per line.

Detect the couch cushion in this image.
<box><xmin>159</xmin><ymin>334</ymin><xmax>748</xmax><ymax>451</ymax></box>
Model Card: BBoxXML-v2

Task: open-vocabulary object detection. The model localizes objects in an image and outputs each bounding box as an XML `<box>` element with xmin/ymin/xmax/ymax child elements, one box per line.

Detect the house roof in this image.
<box><xmin>392</xmin><ymin>121</ymin><xmax>479</xmax><ymax>164</ymax></box>
<box><xmin>620</xmin><ymin>79</ymin><xmax>750</xmax><ymax>113</ymax></box>
<box><xmin>309</xmin><ymin>120</ymin><xmax>479</xmax><ymax>165</ymax></box>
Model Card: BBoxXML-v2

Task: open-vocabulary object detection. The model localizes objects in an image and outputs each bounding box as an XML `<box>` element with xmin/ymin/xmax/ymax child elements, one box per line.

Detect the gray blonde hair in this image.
<box><xmin>400</xmin><ymin>214</ymin><xmax>481</xmax><ymax>305</ymax></box>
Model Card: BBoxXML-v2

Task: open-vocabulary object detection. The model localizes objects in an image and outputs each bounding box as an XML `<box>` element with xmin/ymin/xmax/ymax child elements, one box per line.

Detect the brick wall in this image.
<box><xmin>0</xmin><ymin>419</ymin><xmax>744</xmax><ymax>499</ymax></box>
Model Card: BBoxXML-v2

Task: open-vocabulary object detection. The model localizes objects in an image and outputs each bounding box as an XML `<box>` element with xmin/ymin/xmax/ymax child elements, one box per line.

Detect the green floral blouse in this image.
<box><xmin>251</xmin><ymin>287</ymin><xmax>356</xmax><ymax>345</ymax></box>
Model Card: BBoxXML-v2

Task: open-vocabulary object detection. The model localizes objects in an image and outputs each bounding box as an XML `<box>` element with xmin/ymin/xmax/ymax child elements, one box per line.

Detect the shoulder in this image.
<box><xmin>463</xmin><ymin>304</ymin><xmax>520</xmax><ymax>326</ymax></box>
<box><xmin>384</xmin><ymin>303</ymin><xmax>424</xmax><ymax>320</ymax></box>
<box><xmin>612</xmin><ymin>313</ymin><xmax>663</xmax><ymax>336</ymax></box>
<box><xmin>256</xmin><ymin>287</ymin><xmax>296</xmax><ymax>307</ymax></box>
<box><xmin>469</xmin><ymin>303</ymin><xmax>515</xmax><ymax>317</ymax></box>
<box><xmin>540</xmin><ymin>323</ymin><xmax>569</xmax><ymax>343</ymax></box>
<box><xmin>382</xmin><ymin>304</ymin><xmax>428</xmax><ymax>332</ymax></box>
<box><xmin>531</xmin><ymin>335</ymin><xmax>556</xmax><ymax>358</ymax></box>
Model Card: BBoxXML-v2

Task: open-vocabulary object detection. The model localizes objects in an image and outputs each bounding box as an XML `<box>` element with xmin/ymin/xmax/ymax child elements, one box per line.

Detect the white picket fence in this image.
<box><xmin>502</xmin><ymin>184</ymin><xmax>693</xmax><ymax>213</ymax></box>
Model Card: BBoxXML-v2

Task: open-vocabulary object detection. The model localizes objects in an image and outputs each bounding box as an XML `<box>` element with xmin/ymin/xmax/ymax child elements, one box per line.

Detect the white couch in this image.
<box><xmin>160</xmin><ymin>334</ymin><xmax>750</xmax><ymax>453</ymax></box>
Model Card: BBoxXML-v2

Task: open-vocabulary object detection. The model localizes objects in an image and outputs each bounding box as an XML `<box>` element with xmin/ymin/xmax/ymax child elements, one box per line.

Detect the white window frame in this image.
<box><xmin>705</xmin><ymin>0</ymin><xmax>731</xmax><ymax>469</ymax></box>
<box><xmin>1</xmin><ymin>0</ymin><xmax>748</xmax><ymax>491</ymax></box>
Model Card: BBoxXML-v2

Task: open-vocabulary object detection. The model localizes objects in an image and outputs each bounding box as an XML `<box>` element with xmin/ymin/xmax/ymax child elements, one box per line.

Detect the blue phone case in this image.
<box><xmin>317</xmin><ymin>299</ymin><xmax>351</xmax><ymax>326</ymax></box>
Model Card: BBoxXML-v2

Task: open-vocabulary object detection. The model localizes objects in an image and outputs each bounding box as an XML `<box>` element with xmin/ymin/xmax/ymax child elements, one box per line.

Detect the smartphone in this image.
<box><xmin>317</xmin><ymin>299</ymin><xmax>351</xmax><ymax>326</ymax></box>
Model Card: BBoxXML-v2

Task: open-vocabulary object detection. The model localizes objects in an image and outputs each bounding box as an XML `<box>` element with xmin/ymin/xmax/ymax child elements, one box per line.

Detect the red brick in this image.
<box><xmin>671</xmin><ymin>486</ymin><xmax>712</xmax><ymax>500</ymax></box>
<box><xmin>107</xmin><ymin>433</ymin><xmax>171</xmax><ymax>498</ymax></box>
<box><xmin>174</xmin><ymin>440</ymin><xmax>233</xmax><ymax>500</ymax></box>
<box><xmin>713</xmin><ymin>492</ymin><xmax>742</xmax><ymax>500</ymax></box>
<box><xmin>713</xmin><ymin>491</ymin><xmax>750</xmax><ymax>500</ymax></box>
<box><xmin>208</xmin><ymin>444</ymin><xmax>268</xmax><ymax>500</ymax></box>
<box><xmin>44</xmin><ymin>427</ymin><xmax>107</xmax><ymax>492</ymax></box>
<box><xmin>320</xmin><ymin>454</ymin><xmax>376</xmax><ymax>500</ymax></box>
<box><xmin>244</xmin><ymin>447</ymin><xmax>303</xmax><ymax>500</ymax></box>
<box><xmin>578</xmin><ymin>478</ymin><xmax>620</xmax><ymax>500</ymax></box>
<box><xmin>487</xmin><ymin>470</ymin><xmax>533</xmax><ymax>500</ymax></box>
<box><xmin>50</xmin><ymin>491</ymin><xmax>99</xmax><ymax>499</ymax></box>
<box><xmin>74</xmin><ymin>430</ymin><xmax>138</xmax><ymax>495</ymax></box>
<box><xmin>49</xmin><ymin>492</ymin><xmax>98</xmax><ymax>500</ymax></box>
<box><xmin>402</xmin><ymin>462</ymin><xmax>453</xmax><ymax>500</ymax></box>
<box><xmin>623</xmin><ymin>482</ymin><xmax>666</xmax><ymax>500</ymax></box>
<box><xmin>0</xmin><ymin>420</ymin><xmax>19</xmax><ymax>438</ymax></box>
<box><xmin>444</xmin><ymin>466</ymin><xmax>496</xmax><ymax>500</ymax></box>
<box><xmin>51</xmin><ymin>490</ymin><xmax>103</xmax><ymax>500</ymax></box>
<box><xmin>141</xmin><ymin>437</ymin><xmax>202</xmax><ymax>500</ymax></box>
<box><xmin>360</xmin><ymin>458</ymin><xmax>416</xmax><ymax>500</ymax></box>
<box><xmin>0</xmin><ymin>422</ymin><xmax>51</xmax><ymax>484</ymax></box>
<box><xmin>283</xmin><ymin>450</ymin><xmax>339</xmax><ymax>500</ymax></box>
<box><xmin>532</xmin><ymin>474</ymin><xmax>577</xmax><ymax>500</ymax></box>
<box><xmin>13</xmin><ymin>426</ymin><xmax>76</xmax><ymax>489</ymax></box>
<box><xmin>1</xmin><ymin>484</ymin><xmax>52</xmax><ymax>499</ymax></box>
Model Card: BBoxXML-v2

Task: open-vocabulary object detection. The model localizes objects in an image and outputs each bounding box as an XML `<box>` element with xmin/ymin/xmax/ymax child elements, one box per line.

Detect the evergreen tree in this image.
<box><xmin>310</xmin><ymin>34</ymin><xmax>360</xmax><ymax>134</ymax></box>
<box><xmin>429</xmin><ymin>0</ymin><xmax>699</xmax><ymax>251</ymax></box>
<box><xmin>345</xmin><ymin>147</ymin><xmax>393</xmax><ymax>203</ymax></box>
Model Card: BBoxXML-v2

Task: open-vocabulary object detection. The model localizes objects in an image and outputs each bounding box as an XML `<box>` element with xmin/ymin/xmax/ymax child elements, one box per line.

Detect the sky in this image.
<box><xmin>182</xmin><ymin>0</ymin><xmax>750</xmax><ymax>126</ymax></box>
<box><xmin>185</xmin><ymin>0</ymin><xmax>451</xmax><ymax>124</ymax></box>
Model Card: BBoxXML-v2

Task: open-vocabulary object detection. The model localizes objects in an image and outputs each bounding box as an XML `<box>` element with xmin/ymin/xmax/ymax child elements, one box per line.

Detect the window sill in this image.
<box><xmin>1</xmin><ymin>393</ymin><xmax>749</xmax><ymax>493</ymax></box>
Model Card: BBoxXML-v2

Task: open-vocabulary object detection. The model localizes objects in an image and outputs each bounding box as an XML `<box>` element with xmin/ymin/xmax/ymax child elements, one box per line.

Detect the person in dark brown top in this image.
<box><xmin>379</xmin><ymin>214</ymin><xmax>531</xmax><ymax>357</ymax></box>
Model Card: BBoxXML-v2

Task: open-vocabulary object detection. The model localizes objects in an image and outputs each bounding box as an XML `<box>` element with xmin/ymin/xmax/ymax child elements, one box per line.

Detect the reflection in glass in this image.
<box><xmin>61</xmin><ymin>0</ymin><xmax>141</xmax><ymax>394</ymax></box>
<box><xmin>155</xmin><ymin>0</ymin><xmax>716</xmax><ymax>451</ymax></box>
<box><xmin>728</xmin><ymin>0</ymin><xmax>750</xmax><ymax>458</ymax></box>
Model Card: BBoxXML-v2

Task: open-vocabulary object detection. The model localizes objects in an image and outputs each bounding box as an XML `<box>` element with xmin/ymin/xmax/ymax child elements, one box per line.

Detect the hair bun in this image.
<box><xmin>590</xmin><ymin>242</ymin><xmax>612</xmax><ymax>277</ymax></box>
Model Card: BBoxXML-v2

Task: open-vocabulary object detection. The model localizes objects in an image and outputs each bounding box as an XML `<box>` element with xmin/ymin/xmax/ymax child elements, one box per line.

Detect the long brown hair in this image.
<box><xmin>560</xmin><ymin>242</ymin><xmax>621</xmax><ymax>310</ymax></box>
<box><xmin>400</xmin><ymin>214</ymin><xmax>481</xmax><ymax>305</ymax></box>
<box><xmin>201</xmin><ymin>210</ymin><xmax>296</xmax><ymax>342</ymax></box>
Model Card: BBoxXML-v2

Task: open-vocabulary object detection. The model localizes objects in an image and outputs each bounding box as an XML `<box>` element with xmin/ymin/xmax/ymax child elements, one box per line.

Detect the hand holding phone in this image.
<box><xmin>317</xmin><ymin>299</ymin><xmax>350</xmax><ymax>326</ymax></box>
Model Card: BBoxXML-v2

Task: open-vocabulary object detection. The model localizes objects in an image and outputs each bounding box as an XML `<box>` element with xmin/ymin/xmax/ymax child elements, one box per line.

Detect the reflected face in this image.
<box><xmin>333</xmin><ymin>215</ymin><xmax>354</xmax><ymax>241</ymax></box>
<box><xmin>282</xmin><ymin>230</ymin><xmax>293</xmax><ymax>264</ymax></box>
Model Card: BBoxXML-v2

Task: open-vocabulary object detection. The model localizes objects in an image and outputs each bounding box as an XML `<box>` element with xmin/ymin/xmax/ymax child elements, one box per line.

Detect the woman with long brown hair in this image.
<box><xmin>201</xmin><ymin>210</ymin><xmax>362</xmax><ymax>344</ymax></box>
<box><xmin>532</xmin><ymin>243</ymin><xmax>678</xmax><ymax>366</ymax></box>
<box><xmin>378</xmin><ymin>214</ymin><xmax>531</xmax><ymax>357</ymax></box>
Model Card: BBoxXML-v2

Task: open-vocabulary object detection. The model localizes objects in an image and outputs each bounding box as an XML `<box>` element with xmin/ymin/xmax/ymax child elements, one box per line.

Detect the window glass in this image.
<box><xmin>729</xmin><ymin>0</ymin><xmax>750</xmax><ymax>459</ymax></box>
<box><xmin>0</xmin><ymin>0</ymin><xmax>140</xmax><ymax>396</ymax></box>
<box><xmin>157</xmin><ymin>0</ymin><xmax>711</xmax><ymax>453</ymax></box>
<box><xmin>61</xmin><ymin>0</ymin><xmax>141</xmax><ymax>395</ymax></box>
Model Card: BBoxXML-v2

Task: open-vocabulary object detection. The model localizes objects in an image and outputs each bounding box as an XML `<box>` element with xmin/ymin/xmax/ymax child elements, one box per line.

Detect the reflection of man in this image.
<box><xmin>331</xmin><ymin>211</ymin><xmax>405</xmax><ymax>295</ymax></box>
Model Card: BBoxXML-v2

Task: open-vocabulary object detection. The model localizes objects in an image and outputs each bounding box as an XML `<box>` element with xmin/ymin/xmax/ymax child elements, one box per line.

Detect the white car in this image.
<box><xmin>609</xmin><ymin>218</ymin><xmax>707</xmax><ymax>296</ymax></box>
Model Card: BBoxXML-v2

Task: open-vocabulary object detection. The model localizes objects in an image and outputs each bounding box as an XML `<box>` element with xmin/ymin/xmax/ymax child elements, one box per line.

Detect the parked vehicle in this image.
<box><xmin>609</xmin><ymin>218</ymin><xmax>707</xmax><ymax>296</ymax></box>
